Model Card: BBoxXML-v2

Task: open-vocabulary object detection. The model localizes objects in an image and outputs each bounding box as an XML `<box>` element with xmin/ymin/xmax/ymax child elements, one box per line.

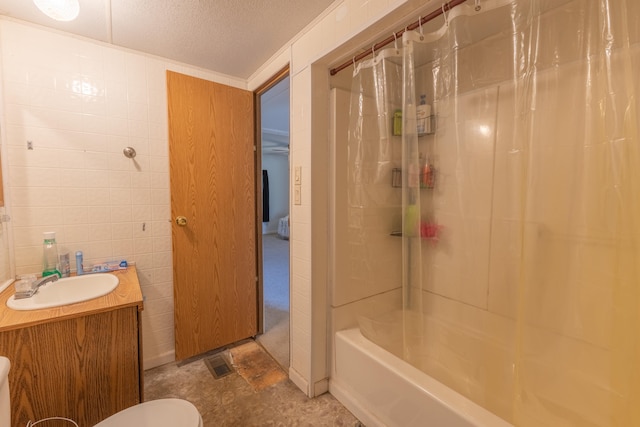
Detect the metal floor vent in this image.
<box><xmin>204</xmin><ymin>354</ymin><xmax>234</xmax><ymax>379</ymax></box>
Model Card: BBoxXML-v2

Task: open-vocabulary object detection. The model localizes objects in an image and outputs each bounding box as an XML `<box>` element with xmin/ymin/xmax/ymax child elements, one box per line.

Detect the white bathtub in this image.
<box><xmin>330</xmin><ymin>328</ymin><xmax>514</xmax><ymax>427</ymax></box>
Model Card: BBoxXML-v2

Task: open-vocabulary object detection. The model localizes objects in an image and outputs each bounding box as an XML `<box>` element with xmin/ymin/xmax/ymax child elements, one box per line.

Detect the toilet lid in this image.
<box><xmin>94</xmin><ymin>398</ymin><xmax>202</xmax><ymax>427</ymax></box>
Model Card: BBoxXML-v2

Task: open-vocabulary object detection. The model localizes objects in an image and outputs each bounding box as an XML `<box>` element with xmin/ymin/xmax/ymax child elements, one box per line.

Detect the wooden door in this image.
<box><xmin>167</xmin><ymin>71</ymin><xmax>257</xmax><ymax>360</ymax></box>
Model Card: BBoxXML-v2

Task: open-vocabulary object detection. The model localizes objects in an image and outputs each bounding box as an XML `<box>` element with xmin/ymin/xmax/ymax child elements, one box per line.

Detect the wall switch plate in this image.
<box><xmin>294</xmin><ymin>166</ymin><xmax>301</xmax><ymax>185</ymax></box>
<box><xmin>294</xmin><ymin>185</ymin><xmax>301</xmax><ymax>205</ymax></box>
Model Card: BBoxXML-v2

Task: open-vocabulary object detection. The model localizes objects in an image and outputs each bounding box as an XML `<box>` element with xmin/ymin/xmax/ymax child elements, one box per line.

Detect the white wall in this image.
<box><xmin>0</xmin><ymin>18</ymin><xmax>245</xmax><ymax>369</ymax></box>
<box><xmin>261</xmin><ymin>153</ymin><xmax>289</xmax><ymax>234</ymax></box>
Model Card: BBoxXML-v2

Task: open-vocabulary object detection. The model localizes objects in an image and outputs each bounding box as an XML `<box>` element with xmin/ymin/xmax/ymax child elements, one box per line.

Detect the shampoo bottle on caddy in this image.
<box><xmin>416</xmin><ymin>95</ymin><xmax>431</xmax><ymax>135</ymax></box>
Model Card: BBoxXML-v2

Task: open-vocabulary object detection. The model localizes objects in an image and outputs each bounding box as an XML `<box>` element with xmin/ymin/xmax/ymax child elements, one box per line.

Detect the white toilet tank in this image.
<box><xmin>0</xmin><ymin>356</ymin><xmax>10</xmax><ymax>426</ymax></box>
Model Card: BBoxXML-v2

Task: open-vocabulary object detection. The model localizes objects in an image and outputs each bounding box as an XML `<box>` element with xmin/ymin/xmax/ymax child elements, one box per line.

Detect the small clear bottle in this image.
<box><xmin>59</xmin><ymin>249</ymin><xmax>71</xmax><ymax>278</ymax></box>
<box><xmin>42</xmin><ymin>231</ymin><xmax>61</xmax><ymax>278</ymax></box>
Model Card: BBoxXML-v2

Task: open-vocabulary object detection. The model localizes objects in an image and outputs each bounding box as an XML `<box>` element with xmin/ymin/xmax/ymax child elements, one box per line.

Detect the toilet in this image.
<box><xmin>94</xmin><ymin>398</ymin><xmax>203</xmax><ymax>427</ymax></box>
<box><xmin>0</xmin><ymin>356</ymin><xmax>203</xmax><ymax>427</ymax></box>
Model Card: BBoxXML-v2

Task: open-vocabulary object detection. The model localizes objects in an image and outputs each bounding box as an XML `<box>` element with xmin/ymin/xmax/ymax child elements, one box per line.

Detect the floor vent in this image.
<box><xmin>204</xmin><ymin>354</ymin><xmax>234</xmax><ymax>379</ymax></box>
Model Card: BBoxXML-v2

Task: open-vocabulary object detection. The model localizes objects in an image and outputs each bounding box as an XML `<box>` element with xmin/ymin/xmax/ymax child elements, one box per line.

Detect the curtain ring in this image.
<box><xmin>475</xmin><ymin>0</ymin><xmax>482</xmax><ymax>11</ymax></box>
<box><xmin>418</xmin><ymin>16</ymin><xmax>423</xmax><ymax>35</ymax></box>
<box><xmin>372</xmin><ymin>44</ymin><xmax>376</xmax><ymax>58</ymax></box>
<box><xmin>442</xmin><ymin>4</ymin><xmax>449</xmax><ymax>26</ymax></box>
<box><xmin>393</xmin><ymin>32</ymin><xmax>398</xmax><ymax>51</ymax></box>
<box><xmin>352</xmin><ymin>57</ymin><xmax>356</xmax><ymax>68</ymax></box>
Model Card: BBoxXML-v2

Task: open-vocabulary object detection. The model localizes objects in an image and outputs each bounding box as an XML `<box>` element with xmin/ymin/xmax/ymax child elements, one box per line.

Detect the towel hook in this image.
<box><xmin>123</xmin><ymin>146</ymin><xmax>136</xmax><ymax>159</ymax></box>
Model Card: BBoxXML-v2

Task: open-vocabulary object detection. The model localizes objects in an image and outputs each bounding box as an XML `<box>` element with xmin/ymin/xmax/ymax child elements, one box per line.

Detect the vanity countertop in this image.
<box><xmin>0</xmin><ymin>265</ymin><xmax>143</xmax><ymax>332</ymax></box>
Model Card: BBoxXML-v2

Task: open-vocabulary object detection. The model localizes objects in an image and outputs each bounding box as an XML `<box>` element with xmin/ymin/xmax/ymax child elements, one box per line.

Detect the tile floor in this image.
<box><xmin>144</xmin><ymin>340</ymin><xmax>361</xmax><ymax>426</ymax></box>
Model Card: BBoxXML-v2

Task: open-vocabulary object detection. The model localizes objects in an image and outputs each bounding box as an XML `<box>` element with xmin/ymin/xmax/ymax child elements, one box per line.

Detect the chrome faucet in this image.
<box><xmin>34</xmin><ymin>275</ymin><xmax>59</xmax><ymax>289</ymax></box>
<box><xmin>14</xmin><ymin>275</ymin><xmax>59</xmax><ymax>299</ymax></box>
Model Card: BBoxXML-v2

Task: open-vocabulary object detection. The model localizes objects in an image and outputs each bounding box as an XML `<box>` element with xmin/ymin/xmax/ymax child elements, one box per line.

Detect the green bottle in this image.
<box><xmin>42</xmin><ymin>231</ymin><xmax>61</xmax><ymax>278</ymax></box>
<box><xmin>404</xmin><ymin>205</ymin><xmax>419</xmax><ymax>237</ymax></box>
<box><xmin>393</xmin><ymin>110</ymin><xmax>402</xmax><ymax>136</ymax></box>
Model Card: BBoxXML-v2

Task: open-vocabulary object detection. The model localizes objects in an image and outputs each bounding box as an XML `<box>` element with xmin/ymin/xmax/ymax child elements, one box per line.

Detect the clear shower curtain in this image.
<box><xmin>399</xmin><ymin>0</ymin><xmax>640</xmax><ymax>425</ymax></box>
<box><xmin>348</xmin><ymin>0</ymin><xmax>640</xmax><ymax>425</ymax></box>
<box><xmin>347</xmin><ymin>40</ymin><xmax>427</xmax><ymax>358</ymax></box>
<box><xmin>504</xmin><ymin>1</ymin><xmax>640</xmax><ymax>425</ymax></box>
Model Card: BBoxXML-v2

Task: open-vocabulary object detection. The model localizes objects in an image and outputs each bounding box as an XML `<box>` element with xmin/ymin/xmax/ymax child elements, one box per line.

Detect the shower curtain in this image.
<box><xmin>347</xmin><ymin>0</ymin><xmax>640</xmax><ymax>425</ymax></box>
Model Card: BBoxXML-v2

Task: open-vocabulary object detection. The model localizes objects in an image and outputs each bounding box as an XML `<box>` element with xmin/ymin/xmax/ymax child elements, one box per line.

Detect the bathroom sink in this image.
<box><xmin>6</xmin><ymin>274</ymin><xmax>119</xmax><ymax>311</ymax></box>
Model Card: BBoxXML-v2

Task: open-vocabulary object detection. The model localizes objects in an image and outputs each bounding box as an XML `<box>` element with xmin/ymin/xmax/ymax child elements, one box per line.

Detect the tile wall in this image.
<box><xmin>0</xmin><ymin>18</ymin><xmax>245</xmax><ymax>368</ymax></box>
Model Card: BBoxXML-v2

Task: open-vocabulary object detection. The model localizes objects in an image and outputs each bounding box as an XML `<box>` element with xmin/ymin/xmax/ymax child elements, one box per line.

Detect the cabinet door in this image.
<box><xmin>0</xmin><ymin>308</ymin><xmax>140</xmax><ymax>426</ymax></box>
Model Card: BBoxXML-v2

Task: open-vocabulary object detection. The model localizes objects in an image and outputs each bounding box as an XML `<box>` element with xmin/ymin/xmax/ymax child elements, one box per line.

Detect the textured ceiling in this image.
<box><xmin>0</xmin><ymin>0</ymin><xmax>335</xmax><ymax>78</ymax></box>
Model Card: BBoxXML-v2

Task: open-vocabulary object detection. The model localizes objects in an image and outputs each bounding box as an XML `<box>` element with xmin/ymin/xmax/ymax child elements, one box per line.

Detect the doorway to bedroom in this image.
<box><xmin>257</xmin><ymin>71</ymin><xmax>290</xmax><ymax>370</ymax></box>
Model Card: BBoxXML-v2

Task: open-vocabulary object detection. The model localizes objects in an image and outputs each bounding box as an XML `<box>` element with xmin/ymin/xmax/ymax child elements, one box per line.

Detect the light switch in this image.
<box><xmin>294</xmin><ymin>166</ymin><xmax>302</xmax><ymax>185</ymax></box>
<box><xmin>294</xmin><ymin>185</ymin><xmax>301</xmax><ymax>205</ymax></box>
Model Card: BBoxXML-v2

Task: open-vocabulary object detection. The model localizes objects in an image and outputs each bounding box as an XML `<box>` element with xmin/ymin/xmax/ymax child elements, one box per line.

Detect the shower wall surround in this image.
<box><xmin>0</xmin><ymin>18</ymin><xmax>245</xmax><ymax>368</ymax></box>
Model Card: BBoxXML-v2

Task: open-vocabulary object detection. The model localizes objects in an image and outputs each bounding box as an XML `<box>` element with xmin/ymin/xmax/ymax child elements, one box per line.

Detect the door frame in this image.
<box><xmin>253</xmin><ymin>64</ymin><xmax>290</xmax><ymax>334</ymax></box>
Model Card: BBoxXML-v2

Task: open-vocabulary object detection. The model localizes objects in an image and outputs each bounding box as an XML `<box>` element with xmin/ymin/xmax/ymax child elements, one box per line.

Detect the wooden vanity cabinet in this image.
<box><xmin>0</xmin><ymin>307</ymin><xmax>141</xmax><ymax>426</ymax></box>
<box><xmin>0</xmin><ymin>267</ymin><xmax>144</xmax><ymax>427</ymax></box>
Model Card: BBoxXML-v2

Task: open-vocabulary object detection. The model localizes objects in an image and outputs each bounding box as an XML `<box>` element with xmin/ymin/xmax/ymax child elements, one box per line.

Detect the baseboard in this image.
<box><xmin>144</xmin><ymin>350</ymin><xmax>175</xmax><ymax>370</ymax></box>
<box><xmin>289</xmin><ymin>366</ymin><xmax>310</xmax><ymax>396</ymax></box>
<box><xmin>313</xmin><ymin>378</ymin><xmax>329</xmax><ymax>396</ymax></box>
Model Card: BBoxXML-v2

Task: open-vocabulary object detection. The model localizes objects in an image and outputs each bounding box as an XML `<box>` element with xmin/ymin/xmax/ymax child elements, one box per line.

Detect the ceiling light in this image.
<box><xmin>33</xmin><ymin>0</ymin><xmax>80</xmax><ymax>22</ymax></box>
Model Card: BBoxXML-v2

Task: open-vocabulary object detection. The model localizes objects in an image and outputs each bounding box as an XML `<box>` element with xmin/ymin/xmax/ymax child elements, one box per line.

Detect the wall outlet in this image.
<box><xmin>294</xmin><ymin>185</ymin><xmax>301</xmax><ymax>205</ymax></box>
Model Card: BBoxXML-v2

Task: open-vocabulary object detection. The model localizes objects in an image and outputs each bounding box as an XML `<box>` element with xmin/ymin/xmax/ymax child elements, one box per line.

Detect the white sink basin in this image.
<box><xmin>7</xmin><ymin>273</ymin><xmax>119</xmax><ymax>311</ymax></box>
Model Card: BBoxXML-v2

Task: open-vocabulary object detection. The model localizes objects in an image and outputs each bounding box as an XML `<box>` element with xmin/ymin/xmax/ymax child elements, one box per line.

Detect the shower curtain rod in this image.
<box><xmin>329</xmin><ymin>0</ymin><xmax>468</xmax><ymax>76</ymax></box>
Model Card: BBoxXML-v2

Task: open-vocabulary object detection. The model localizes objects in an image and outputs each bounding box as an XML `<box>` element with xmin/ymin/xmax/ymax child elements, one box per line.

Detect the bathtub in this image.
<box><xmin>330</xmin><ymin>328</ymin><xmax>514</xmax><ymax>427</ymax></box>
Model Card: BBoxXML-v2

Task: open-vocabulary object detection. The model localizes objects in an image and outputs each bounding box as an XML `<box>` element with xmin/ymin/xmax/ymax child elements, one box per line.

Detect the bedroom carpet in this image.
<box><xmin>257</xmin><ymin>233</ymin><xmax>290</xmax><ymax>370</ymax></box>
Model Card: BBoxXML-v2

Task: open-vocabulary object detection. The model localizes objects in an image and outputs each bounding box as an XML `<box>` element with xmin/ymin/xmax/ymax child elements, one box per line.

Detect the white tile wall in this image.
<box><xmin>0</xmin><ymin>18</ymin><xmax>245</xmax><ymax>369</ymax></box>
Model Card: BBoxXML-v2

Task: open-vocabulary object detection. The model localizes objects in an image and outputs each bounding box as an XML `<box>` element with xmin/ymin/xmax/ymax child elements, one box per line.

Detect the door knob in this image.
<box><xmin>175</xmin><ymin>216</ymin><xmax>188</xmax><ymax>226</ymax></box>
